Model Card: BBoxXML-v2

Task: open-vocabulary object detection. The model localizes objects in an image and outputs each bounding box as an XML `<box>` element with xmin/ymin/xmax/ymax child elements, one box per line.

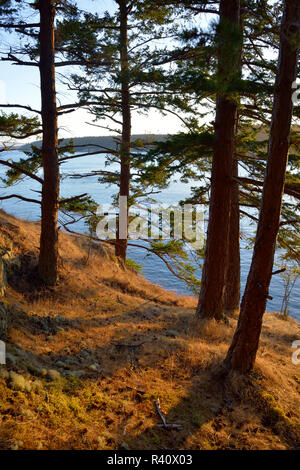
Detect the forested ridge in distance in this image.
<box><xmin>18</xmin><ymin>135</ymin><xmax>169</xmax><ymax>152</ymax></box>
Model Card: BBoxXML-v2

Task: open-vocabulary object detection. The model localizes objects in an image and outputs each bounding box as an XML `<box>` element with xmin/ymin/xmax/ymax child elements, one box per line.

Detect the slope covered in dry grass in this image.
<box><xmin>0</xmin><ymin>209</ymin><xmax>299</xmax><ymax>450</ymax></box>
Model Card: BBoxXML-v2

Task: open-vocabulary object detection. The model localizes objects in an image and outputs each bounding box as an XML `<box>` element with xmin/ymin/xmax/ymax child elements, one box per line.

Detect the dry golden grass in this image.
<box><xmin>0</xmin><ymin>209</ymin><xmax>300</xmax><ymax>450</ymax></box>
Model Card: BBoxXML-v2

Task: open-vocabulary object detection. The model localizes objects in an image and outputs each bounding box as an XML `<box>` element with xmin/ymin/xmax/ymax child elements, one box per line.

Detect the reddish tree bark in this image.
<box><xmin>224</xmin><ymin>157</ymin><xmax>241</xmax><ymax>315</ymax></box>
<box><xmin>196</xmin><ymin>0</ymin><xmax>241</xmax><ymax>320</ymax></box>
<box><xmin>115</xmin><ymin>0</ymin><xmax>131</xmax><ymax>263</ymax></box>
<box><xmin>38</xmin><ymin>0</ymin><xmax>59</xmax><ymax>285</ymax></box>
<box><xmin>223</xmin><ymin>0</ymin><xmax>300</xmax><ymax>373</ymax></box>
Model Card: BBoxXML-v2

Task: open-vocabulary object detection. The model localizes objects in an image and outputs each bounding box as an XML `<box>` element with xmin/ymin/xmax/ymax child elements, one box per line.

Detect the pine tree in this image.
<box><xmin>0</xmin><ymin>0</ymin><xmax>95</xmax><ymax>285</ymax></box>
<box><xmin>222</xmin><ymin>0</ymin><xmax>300</xmax><ymax>374</ymax></box>
<box><xmin>196</xmin><ymin>0</ymin><xmax>242</xmax><ymax>320</ymax></box>
<box><xmin>140</xmin><ymin>0</ymin><xmax>299</xmax><ymax>305</ymax></box>
<box><xmin>54</xmin><ymin>0</ymin><xmax>192</xmax><ymax>263</ymax></box>
<box><xmin>38</xmin><ymin>0</ymin><xmax>59</xmax><ymax>286</ymax></box>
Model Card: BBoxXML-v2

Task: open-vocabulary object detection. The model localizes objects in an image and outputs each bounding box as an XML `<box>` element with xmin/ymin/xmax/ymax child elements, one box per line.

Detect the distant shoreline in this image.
<box><xmin>17</xmin><ymin>134</ymin><xmax>169</xmax><ymax>153</ymax></box>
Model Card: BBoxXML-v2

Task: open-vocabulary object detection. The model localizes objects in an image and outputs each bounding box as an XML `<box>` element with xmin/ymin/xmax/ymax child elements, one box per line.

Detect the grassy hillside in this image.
<box><xmin>0</xmin><ymin>210</ymin><xmax>300</xmax><ymax>450</ymax></box>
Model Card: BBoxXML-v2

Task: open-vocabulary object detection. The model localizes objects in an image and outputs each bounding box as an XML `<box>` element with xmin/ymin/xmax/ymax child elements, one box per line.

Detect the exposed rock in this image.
<box><xmin>81</xmin><ymin>351</ymin><xmax>90</xmax><ymax>359</ymax></box>
<box><xmin>47</xmin><ymin>369</ymin><xmax>61</xmax><ymax>381</ymax></box>
<box><xmin>56</xmin><ymin>361</ymin><xmax>68</xmax><ymax>369</ymax></box>
<box><xmin>119</xmin><ymin>442</ymin><xmax>130</xmax><ymax>450</ymax></box>
<box><xmin>31</xmin><ymin>379</ymin><xmax>43</xmax><ymax>391</ymax></box>
<box><xmin>166</xmin><ymin>330</ymin><xmax>180</xmax><ymax>338</ymax></box>
<box><xmin>88</xmin><ymin>363</ymin><xmax>99</xmax><ymax>371</ymax></box>
<box><xmin>14</xmin><ymin>347</ymin><xmax>28</xmax><ymax>359</ymax></box>
<box><xmin>9</xmin><ymin>371</ymin><xmax>27</xmax><ymax>391</ymax></box>
<box><xmin>66</xmin><ymin>370</ymin><xmax>85</xmax><ymax>378</ymax></box>
<box><xmin>26</xmin><ymin>363</ymin><xmax>41</xmax><ymax>376</ymax></box>
<box><xmin>63</xmin><ymin>357</ymin><xmax>78</xmax><ymax>366</ymax></box>
<box><xmin>6</xmin><ymin>352</ymin><xmax>17</xmax><ymax>367</ymax></box>
<box><xmin>0</xmin><ymin>368</ymin><xmax>9</xmax><ymax>379</ymax></box>
<box><xmin>10</xmin><ymin>440</ymin><xmax>23</xmax><ymax>451</ymax></box>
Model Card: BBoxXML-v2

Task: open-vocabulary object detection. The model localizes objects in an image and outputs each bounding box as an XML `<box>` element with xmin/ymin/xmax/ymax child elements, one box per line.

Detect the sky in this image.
<box><xmin>0</xmin><ymin>0</ymin><xmax>195</xmax><ymax>142</ymax></box>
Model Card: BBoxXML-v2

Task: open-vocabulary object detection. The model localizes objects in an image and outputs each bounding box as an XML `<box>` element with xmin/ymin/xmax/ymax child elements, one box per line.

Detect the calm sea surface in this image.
<box><xmin>0</xmin><ymin>150</ymin><xmax>299</xmax><ymax>321</ymax></box>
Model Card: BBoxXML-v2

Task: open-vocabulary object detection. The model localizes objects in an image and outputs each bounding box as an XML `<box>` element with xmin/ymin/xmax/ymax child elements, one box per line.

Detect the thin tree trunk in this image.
<box><xmin>38</xmin><ymin>0</ymin><xmax>59</xmax><ymax>285</ymax></box>
<box><xmin>196</xmin><ymin>0</ymin><xmax>241</xmax><ymax>320</ymax></box>
<box><xmin>223</xmin><ymin>0</ymin><xmax>300</xmax><ymax>374</ymax></box>
<box><xmin>115</xmin><ymin>0</ymin><xmax>131</xmax><ymax>263</ymax></box>
<box><xmin>224</xmin><ymin>4</ymin><xmax>244</xmax><ymax>317</ymax></box>
<box><xmin>224</xmin><ymin>157</ymin><xmax>241</xmax><ymax>315</ymax></box>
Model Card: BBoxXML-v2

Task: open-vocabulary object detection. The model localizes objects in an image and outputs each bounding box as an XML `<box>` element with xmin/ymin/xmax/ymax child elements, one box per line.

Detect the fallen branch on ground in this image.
<box><xmin>155</xmin><ymin>399</ymin><xmax>183</xmax><ymax>429</ymax></box>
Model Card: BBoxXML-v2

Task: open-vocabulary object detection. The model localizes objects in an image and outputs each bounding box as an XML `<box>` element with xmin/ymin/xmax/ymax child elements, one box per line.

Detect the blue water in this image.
<box><xmin>0</xmin><ymin>150</ymin><xmax>299</xmax><ymax>321</ymax></box>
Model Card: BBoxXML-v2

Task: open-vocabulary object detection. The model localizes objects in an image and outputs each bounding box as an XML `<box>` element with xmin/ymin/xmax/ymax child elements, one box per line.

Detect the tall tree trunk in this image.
<box><xmin>38</xmin><ymin>0</ymin><xmax>59</xmax><ymax>285</ymax></box>
<box><xmin>224</xmin><ymin>157</ymin><xmax>241</xmax><ymax>315</ymax></box>
<box><xmin>196</xmin><ymin>0</ymin><xmax>241</xmax><ymax>320</ymax></box>
<box><xmin>224</xmin><ymin>4</ymin><xmax>244</xmax><ymax>317</ymax></box>
<box><xmin>223</xmin><ymin>0</ymin><xmax>300</xmax><ymax>374</ymax></box>
<box><xmin>115</xmin><ymin>0</ymin><xmax>131</xmax><ymax>263</ymax></box>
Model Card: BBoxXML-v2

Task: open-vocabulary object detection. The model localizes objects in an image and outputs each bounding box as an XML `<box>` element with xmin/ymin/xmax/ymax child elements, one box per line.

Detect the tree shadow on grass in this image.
<box><xmin>1</xmin><ymin>304</ymin><xmax>299</xmax><ymax>450</ymax></box>
<box><xmin>126</xmin><ymin>368</ymin><xmax>300</xmax><ymax>451</ymax></box>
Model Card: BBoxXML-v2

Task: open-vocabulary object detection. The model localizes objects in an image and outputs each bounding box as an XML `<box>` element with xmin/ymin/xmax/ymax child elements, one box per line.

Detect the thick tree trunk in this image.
<box><xmin>38</xmin><ymin>0</ymin><xmax>59</xmax><ymax>285</ymax></box>
<box><xmin>196</xmin><ymin>0</ymin><xmax>241</xmax><ymax>320</ymax></box>
<box><xmin>224</xmin><ymin>157</ymin><xmax>241</xmax><ymax>315</ymax></box>
<box><xmin>115</xmin><ymin>0</ymin><xmax>131</xmax><ymax>263</ymax></box>
<box><xmin>223</xmin><ymin>0</ymin><xmax>300</xmax><ymax>374</ymax></box>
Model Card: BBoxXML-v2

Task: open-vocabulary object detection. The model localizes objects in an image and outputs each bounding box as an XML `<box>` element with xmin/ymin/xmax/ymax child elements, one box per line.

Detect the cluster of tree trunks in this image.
<box><xmin>223</xmin><ymin>0</ymin><xmax>300</xmax><ymax>373</ymax></box>
<box><xmin>197</xmin><ymin>0</ymin><xmax>300</xmax><ymax>374</ymax></box>
<box><xmin>196</xmin><ymin>0</ymin><xmax>242</xmax><ymax>320</ymax></box>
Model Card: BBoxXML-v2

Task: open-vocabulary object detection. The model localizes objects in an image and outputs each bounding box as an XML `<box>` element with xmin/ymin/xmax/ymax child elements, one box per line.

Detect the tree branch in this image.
<box><xmin>0</xmin><ymin>194</ymin><xmax>40</xmax><ymax>204</ymax></box>
<box><xmin>234</xmin><ymin>176</ymin><xmax>300</xmax><ymax>200</ymax></box>
<box><xmin>0</xmin><ymin>22</ymin><xmax>40</xmax><ymax>29</ymax></box>
<box><xmin>0</xmin><ymin>103</ymin><xmax>41</xmax><ymax>114</ymax></box>
<box><xmin>0</xmin><ymin>159</ymin><xmax>43</xmax><ymax>184</ymax></box>
<box><xmin>59</xmin><ymin>193</ymin><xmax>88</xmax><ymax>206</ymax></box>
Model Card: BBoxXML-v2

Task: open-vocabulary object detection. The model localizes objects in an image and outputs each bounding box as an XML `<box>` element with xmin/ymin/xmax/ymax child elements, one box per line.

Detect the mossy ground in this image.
<box><xmin>0</xmin><ymin>210</ymin><xmax>300</xmax><ymax>450</ymax></box>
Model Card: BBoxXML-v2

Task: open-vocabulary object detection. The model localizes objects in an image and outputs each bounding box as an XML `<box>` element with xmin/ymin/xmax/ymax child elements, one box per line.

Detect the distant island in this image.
<box><xmin>19</xmin><ymin>134</ymin><xmax>169</xmax><ymax>153</ymax></box>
